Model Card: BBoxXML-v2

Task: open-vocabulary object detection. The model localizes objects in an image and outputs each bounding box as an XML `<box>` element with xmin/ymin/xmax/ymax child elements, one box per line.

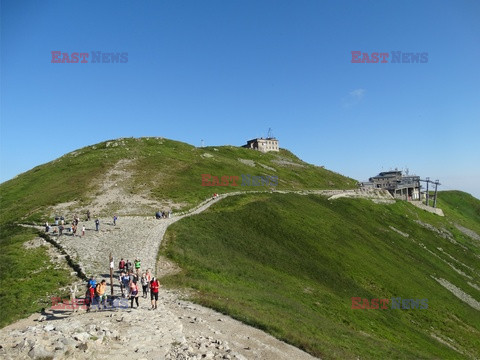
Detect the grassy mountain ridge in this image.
<box><xmin>0</xmin><ymin>137</ymin><xmax>355</xmax><ymax>225</ymax></box>
<box><xmin>161</xmin><ymin>191</ymin><xmax>480</xmax><ymax>359</ymax></box>
<box><xmin>0</xmin><ymin>137</ymin><xmax>354</xmax><ymax>328</ymax></box>
<box><xmin>1</xmin><ymin>137</ymin><xmax>479</xmax><ymax>359</ymax></box>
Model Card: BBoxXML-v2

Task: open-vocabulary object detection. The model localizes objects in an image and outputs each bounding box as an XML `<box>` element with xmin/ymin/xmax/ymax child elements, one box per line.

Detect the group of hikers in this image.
<box><xmin>44</xmin><ymin>210</ymin><xmax>117</xmax><ymax>236</ymax></box>
<box><xmin>84</xmin><ymin>257</ymin><xmax>161</xmax><ymax>311</ymax></box>
<box><xmin>155</xmin><ymin>210</ymin><xmax>171</xmax><ymax>219</ymax></box>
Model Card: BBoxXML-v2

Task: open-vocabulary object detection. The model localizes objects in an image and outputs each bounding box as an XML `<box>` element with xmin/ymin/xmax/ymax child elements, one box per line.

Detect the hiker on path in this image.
<box><xmin>86</xmin><ymin>285</ymin><xmax>95</xmax><ymax>312</ymax></box>
<box><xmin>88</xmin><ymin>276</ymin><xmax>97</xmax><ymax>289</ymax></box>
<box><xmin>86</xmin><ymin>210</ymin><xmax>91</xmax><ymax>221</ymax></box>
<box><xmin>150</xmin><ymin>277</ymin><xmax>160</xmax><ymax>310</ymax></box>
<box><xmin>119</xmin><ymin>272</ymin><xmax>126</xmax><ymax>297</ymax></box>
<box><xmin>129</xmin><ymin>270</ymin><xmax>138</xmax><ymax>284</ymax></box>
<box><xmin>82</xmin><ymin>225</ymin><xmax>85</xmax><ymax>237</ymax></box>
<box><xmin>95</xmin><ymin>219</ymin><xmax>100</xmax><ymax>231</ymax></box>
<box><xmin>129</xmin><ymin>281</ymin><xmax>139</xmax><ymax>308</ymax></box>
<box><xmin>119</xmin><ymin>258</ymin><xmax>126</xmax><ymax>272</ymax></box>
<box><xmin>141</xmin><ymin>273</ymin><xmax>149</xmax><ymax>298</ymax></box>
<box><xmin>96</xmin><ymin>280</ymin><xmax>107</xmax><ymax>308</ymax></box>
<box><xmin>126</xmin><ymin>259</ymin><xmax>132</xmax><ymax>272</ymax></box>
<box><xmin>113</xmin><ymin>215</ymin><xmax>117</xmax><ymax>226</ymax></box>
<box><xmin>134</xmin><ymin>258</ymin><xmax>141</xmax><ymax>278</ymax></box>
<box><xmin>121</xmin><ymin>272</ymin><xmax>130</xmax><ymax>298</ymax></box>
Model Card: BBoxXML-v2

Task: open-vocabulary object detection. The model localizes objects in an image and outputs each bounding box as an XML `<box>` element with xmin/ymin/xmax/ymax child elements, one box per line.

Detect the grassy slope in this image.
<box><xmin>0</xmin><ymin>137</ymin><xmax>355</xmax><ymax>328</ymax></box>
<box><xmin>436</xmin><ymin>190</ymin><xmax>480</xmax><ymax>234</ymax></box>
<box><xmin>161</xmin><ymin>192</ymin><xmax>480</xmax><ymax>359</ymax></box>
<box><xmin>0</xmin><ymin>137</ymin><xmax>355</xmax><ymax>225</ymax></box>
<box><xmin>0</xmin><ymin>225</ymin><xmax>73</xmax><ymax>328</ymax></box>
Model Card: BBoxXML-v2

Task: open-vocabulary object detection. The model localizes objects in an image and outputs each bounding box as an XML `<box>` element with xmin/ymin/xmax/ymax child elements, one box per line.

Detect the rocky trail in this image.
<box><xmin>0</xmin><ymin>192</ymin><xmax>322</xmax><ymax>360</ymax></box>
<box><xmin>0</xmin><ymin>188</ymin><xmax>392</xmax><ymax>359</ymax></box>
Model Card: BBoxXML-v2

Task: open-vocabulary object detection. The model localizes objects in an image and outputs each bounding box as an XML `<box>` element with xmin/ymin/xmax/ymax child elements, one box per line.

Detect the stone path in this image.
<box><xmin>0</xmin><ymin>189</ymin><xmax>395</xmax><ymax>359</ymax></box>
<box><xmin>0</xmin><ymin>192</ymin><xmax>322</xmax><ymax>360</ymax></box>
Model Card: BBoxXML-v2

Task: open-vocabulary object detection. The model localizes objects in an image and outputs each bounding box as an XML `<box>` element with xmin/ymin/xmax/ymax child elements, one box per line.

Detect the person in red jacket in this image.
<box><xmin>86</xmin><ymin>285</ymin><xmax>95</xmax><ymax>312</ymax></box>
<box><xmin>150</xmin><ymin>277</ymin><xmax>160</xmax><ymax>310</ymax></box>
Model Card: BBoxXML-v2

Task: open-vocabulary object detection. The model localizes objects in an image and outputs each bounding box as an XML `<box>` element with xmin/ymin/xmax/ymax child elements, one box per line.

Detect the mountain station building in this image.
<box><xmin>243</xmin><ymin>138</ymin><xmax>279</xmax><ymax>153</ymax></box>
<box><xmin>363</xmin><ymin>170</ymin><xmax>421</xmax><ymax>201</ymax></box>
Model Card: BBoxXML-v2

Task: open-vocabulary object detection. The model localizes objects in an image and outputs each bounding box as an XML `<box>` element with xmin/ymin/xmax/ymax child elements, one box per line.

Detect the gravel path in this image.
<box><xmin>1</xmin><ymin>188</ymin><xmax>398</xmax><ymax>359</ymax></box>
<box><xmin>1</xmin><ymin>192</ymin><xmax>322</xmax><ymax>360</ymax></box>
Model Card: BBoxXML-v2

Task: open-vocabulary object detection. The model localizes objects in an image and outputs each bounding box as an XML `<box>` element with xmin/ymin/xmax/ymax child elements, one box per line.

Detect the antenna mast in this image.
<box><xmin>267</xmin><ymin>127</ymin><xmax>274</xmax><ymax>138</ymax></box>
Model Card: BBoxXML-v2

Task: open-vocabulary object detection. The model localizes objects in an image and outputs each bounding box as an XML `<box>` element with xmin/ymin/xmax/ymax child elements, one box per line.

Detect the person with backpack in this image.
<box><xmin>150</xmin><ymin>277</ymin><xmax>160</xmax><ymax>310</ymax></box>
<box><xmin>96</xmin><ymin>280</ymin><xmax>107</xmax><ymax>309</ymax></box>
<box><xmin>129</xmin><ymin>281</ymin><xmax>139</xmax><ymax>308</ymax></box>
<box><xmin>95</xmin><ymin>219</ymin><xmax>100</xmax><ymax>231</ymax></box>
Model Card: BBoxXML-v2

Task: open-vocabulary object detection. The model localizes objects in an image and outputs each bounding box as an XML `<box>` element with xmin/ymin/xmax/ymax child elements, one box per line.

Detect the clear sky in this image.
<box><xmin>1</xmin><ymin>0</ymin><xmax>479</xmax><ymax>198</ymax></box>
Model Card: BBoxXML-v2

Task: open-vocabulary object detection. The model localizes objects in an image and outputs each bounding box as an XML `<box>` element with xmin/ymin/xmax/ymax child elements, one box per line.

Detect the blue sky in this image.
<box><xmin>1</xmin><ymin>0</ymin><xmax>479</xmax><ymax>198</ymax></box>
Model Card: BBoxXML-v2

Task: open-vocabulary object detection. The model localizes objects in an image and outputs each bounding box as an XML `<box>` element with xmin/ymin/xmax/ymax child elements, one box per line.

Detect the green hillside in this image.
<box><xmin>0</xmin><ymin>137</ymin><xmax>354</xmax><ymax>328</ymax></box>
<box><xmin>0</xmin><ymin>137</ymin><xmax>355</xmax><ymax>225</ymax></box>
<box><xmin>1</xmin><ymin>137</ymin><xmax>479</xmax><ymax>359</ymax></box>
<box><xmin>161</xmin><ymin>191</ymin><xmax>480</xmax><ymax>359</ymax></box>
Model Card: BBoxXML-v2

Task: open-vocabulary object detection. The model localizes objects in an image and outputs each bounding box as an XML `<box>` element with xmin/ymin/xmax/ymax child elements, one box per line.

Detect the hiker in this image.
<box><xmin>72</xmin><ymin>224</ymin><xmax>77</xmax><ymax>237</ymax></box>
<box><xmin>145</xmin><ymin>269</ymin><xmax>152</xmax><ymax>283</ymax></box>
<box><xmin>129</xmin><ymin>270</ymin><xmax>138</xmax><ymax>284</ymax></box>
<box><xmin>155</xmin><ymin>211</ymin><xmax>161</xmax><ymax>219</ymax></box>
<box><xmin>86</xmin><ymin>210</ymin><xmax>91</xmax><ymax>221</ymax></box>
<box><xmin>119</xmin><ymin>272</ymin><xmax>125</xmax><ymax>297</ymax></box>
<box><xmin>95</xmin><ymin>219</ymin><xmax>100</xmax><ymax>231</ymax></box>
<box><xmin>122</xmin><ymin>272</ymin><xmax>130</xmax><ymax>298</ymax></box>
<box><xmin>113</xmin><ymin>215</ymin><xmax>117</xmax><ymax>226</ymax></box>
<box><xmin>82</xmin><ymin>225</ymin><xmax>85</xmax><ymax>237</ymax></box>
<box><xmin>88</xmin><ymin>276</ymin><xmax>97</xmax><ymax>289</ymax></box>
<box><xmin>141</xmin><ymin>273</ymin><xmax>149</xmax><ymax>298</ymax></box>
<box><xmin>134</xmin><ymin>258</ymin><xmax>141</xmax><ymax>278</ymax></box>
<box><xmin>59</xmin><ymin>225</ymin><xmax>64</xmax><ymax>236</ymax></box>
<box><xmin>129</xmin><ymin>281</ymin><xmax>139</xmax><ymax>308</ymax></box>
<box><xmin>150</xmin><ymin>277</ymin><xmax>160</xmax><ymax>310</ymax></box>
<box><xmin>45</xmin><ymin>222</ymin><xmax>50</xmax><ymax>233</ymax></box>
<box><xmin>85</xmin><ymin>284</ymin><xmax>95</xmax><ymax>312</ymax></box>
<box><xmin>96</xmin><ymin>280</ymin><xmax>107</xmax><ymax>308</ymax></box>
<box><xmin>119</xmin><ymin>258</ymin><xmax>126</xmax><ymax>272</ymax></box>
<box><xmin>126</xmin><ymin>259</ymin><xmax>132</xmax><ymax>272</ymax></box>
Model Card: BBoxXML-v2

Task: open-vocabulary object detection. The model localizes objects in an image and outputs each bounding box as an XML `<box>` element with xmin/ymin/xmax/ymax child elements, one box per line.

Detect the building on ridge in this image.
<box><xmin>362</xmin><ymin>170</ymin><xmax>421</xmax><ymax>201</ymax></box>
<box><xmin>243</xmin><ymin>137</ymin><xmax>279</xmax><ymax>153</ymax></box>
